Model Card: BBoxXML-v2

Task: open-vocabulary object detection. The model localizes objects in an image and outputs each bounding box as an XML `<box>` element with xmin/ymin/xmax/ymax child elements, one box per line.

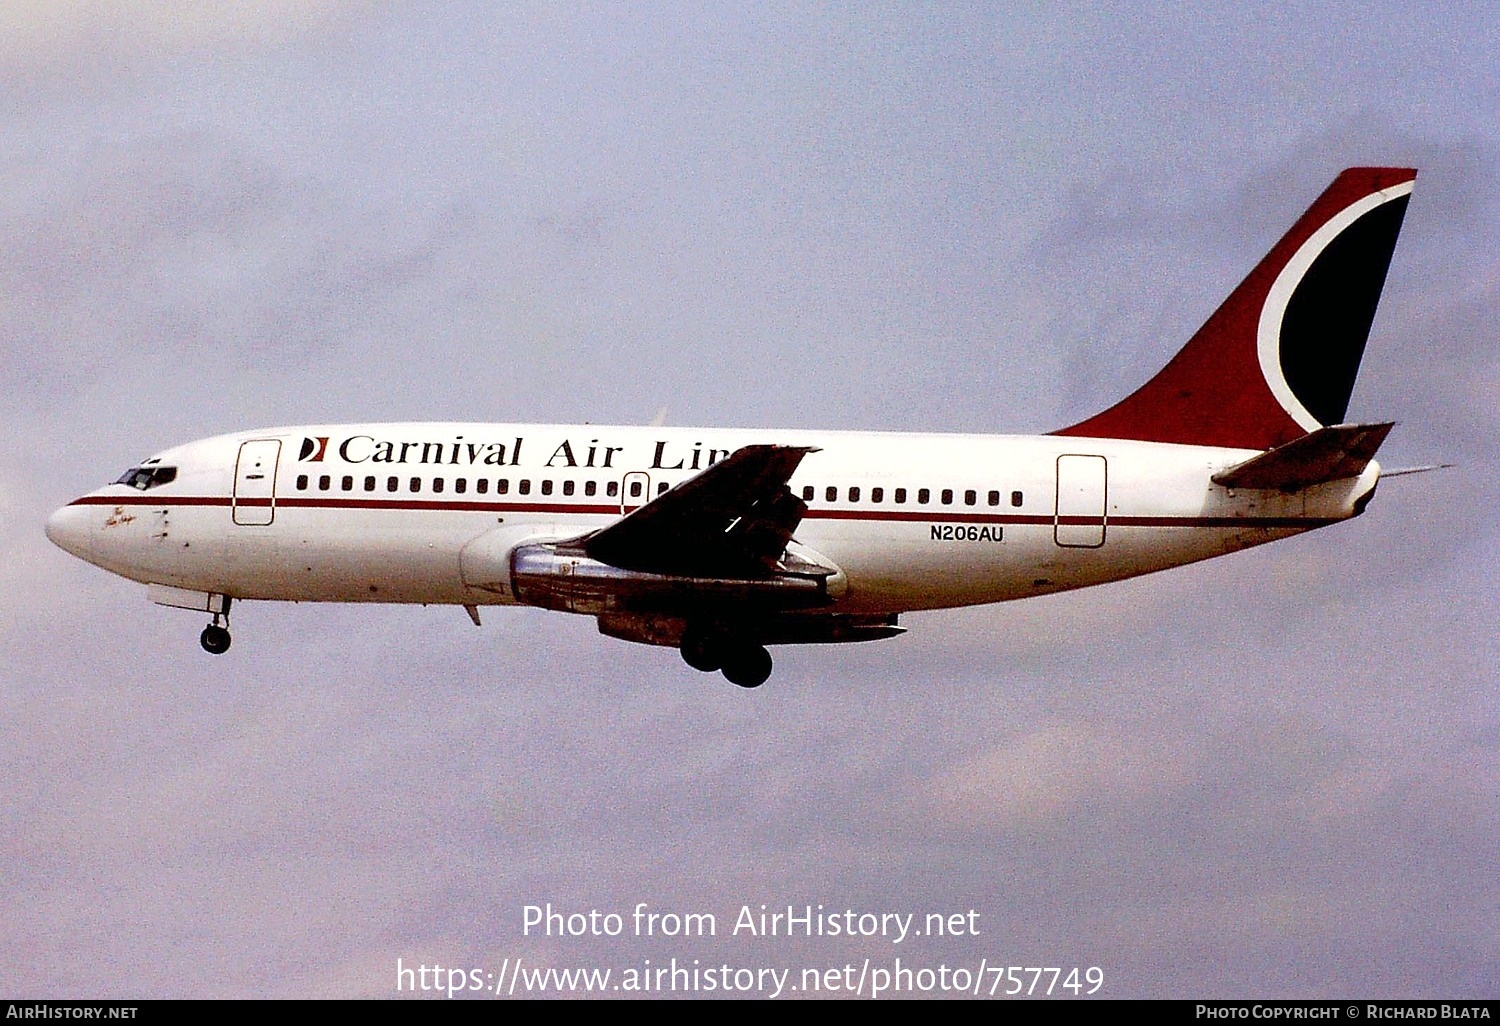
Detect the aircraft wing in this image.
<box><xmin>576</xmin><ymin>444</ymin><xmax>817</xmax><ymax>578</ymax></box>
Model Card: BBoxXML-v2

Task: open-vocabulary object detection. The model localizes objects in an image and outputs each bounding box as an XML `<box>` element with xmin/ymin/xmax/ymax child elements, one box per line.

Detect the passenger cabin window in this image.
<box><xmin>895</xmin><ymin>488</ymin><xmax>907</xmax><ymax>504</ymax></box>
<box><xmin>849</xmin><ymin>486</ymin><xmax>861</xmax><ymax>502</ymax></box>
<box><xmin>562</xmin><ymin>480</ymin><xmax>575</xmax><ymax>496</ymax></box>
<box><xmin>825</xmin><ymin>486</ymin><xmax>837</xmax><ymax>502</ymax></box>
<box><xmin>518</xmin><ymin>480</ymin><xmax>530</xmax><ymax>495</ymax></box>
<box><xmin>941</xmin><ymin>488</ymin><xmax>953</xmax><ymax>505</ymax></box>
<box><xmin>871</xmin><ymin>487</ymin><xmax>883</xmax><ymax>502</ymax></box>
<box><xmin>342</xmin><ymin>475</ymin><xmax>353</xmax><ymax>491</ymax></box>
<box><xmin>455</xmin><ymin>478</ymin><xmax>467</xmax><ymax>494</ymax></box>
<box><xmin>409</xmin><ymin>477</ymin><xmax>421</xmax><ymax>492</ymax></box>
<box><xmin>540</xmin><ymin>480</ymin><xmax>552</xmax><ymax>496</ymax></box>
<box><xmin>498</xmin><ymin>479</ymin><xmax>509</xmax><ymax>494</ymax></box>
<box><xmin>432</xmin><ymin>478</ymin><xmax>444</xmax><ymax>493</ymax></box>
<box><xmin>607</xmin><ymin>481</ymin><xmax>619</xmax><ymax>497</ymax></box>
<box><xmin>296</xmin><ymin>474</ymin><xmax>308</xmax><ymax>490</ymax></box>
<box><xmin>364</xmin><ymin>476</ymin><xmax>376</xmax><ymax>492</ymax></box>
<box><xmin>629</xmin><ymin>481</ymin><xmax>642</xmax><ymax>498</ymax></box>
<box><xmin>387</xmin><ymin>477</ymin><xmax>399</xmax><ymax>492</ymax></box>
<box><xmin>584</xmin><ymin>481</ymin><xmax>596</xmax><ymax>497</ymax></box>
<box><xmin>319</xmin><ymin>475</ymin><xmax>331</xmax><ymax>491</ymax></box>
<box><xmin>658</xmin><ymin>482</ymin><xmax>669</xmax><ymax>495</ymax></box>
<box><xmin>116</xmin><ymin>466</ymin><xmax>177</xmax><ymax>490</ymax></box>
<box><xmin>476</xmin><ymin>479</ymin><xmax>489</xmax><ymax>494</ymax></box>
<box><xmin>918</xmin><ymin>488</ymin><xmax>930</xmax><ymax>504</ymax></box>
<box><xmin>1011</xmin><ymin>490</ymin><xmax>1023</xmax><ymax>507</ymax></box>
<box><xmin>802</xmin><ymin>485</ymin><xmax>814</xmax><ymax>501</ymax></box>
<box><xmin>987</xmin><ymin>490</ymin><xmax>999</xmax><ymax>506</ymax></box>
<box><xmin>964</xmin><ymin>489</ymin><xmax>976</xmax><ymax>506</ymax></box>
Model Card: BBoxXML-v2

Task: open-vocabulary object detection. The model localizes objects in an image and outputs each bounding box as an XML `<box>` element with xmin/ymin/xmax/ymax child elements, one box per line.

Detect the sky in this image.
<box><xmin>3</xmin><ymin>1</ymin><xmax>1497</xmax><ymax>1000</ymax></box>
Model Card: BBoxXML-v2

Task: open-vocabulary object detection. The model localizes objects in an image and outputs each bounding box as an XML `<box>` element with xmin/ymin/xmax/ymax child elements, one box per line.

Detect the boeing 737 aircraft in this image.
<box><xmin>48</xmin><ymin>168</ymin><xmax>1418</xmax><ymax>687</ymax></box>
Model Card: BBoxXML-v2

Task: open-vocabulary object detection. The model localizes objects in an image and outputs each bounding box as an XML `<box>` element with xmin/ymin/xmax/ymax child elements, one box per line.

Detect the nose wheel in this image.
<box><xmin>200</xmin><ymin>612</ymin><xmax>231</xmax><ymax>655</ymax></box>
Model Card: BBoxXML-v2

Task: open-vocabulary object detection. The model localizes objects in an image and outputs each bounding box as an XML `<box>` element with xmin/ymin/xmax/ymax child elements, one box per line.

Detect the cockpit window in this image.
<box><xmin>115</xmin><ymin>466</ymin><xmax>177</xmax><ymax>490</ymax></box>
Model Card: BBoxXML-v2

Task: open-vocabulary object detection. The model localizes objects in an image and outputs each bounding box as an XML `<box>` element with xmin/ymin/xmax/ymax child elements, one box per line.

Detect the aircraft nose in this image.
<box><xmin>46</xmin><ymin>503</ymin><xmax>95</xmax><ymax>561</ymax></box>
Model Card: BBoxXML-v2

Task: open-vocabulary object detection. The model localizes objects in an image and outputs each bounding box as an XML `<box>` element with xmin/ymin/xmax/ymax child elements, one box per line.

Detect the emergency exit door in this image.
<box><xmin>620</xmin><ymin>471</ymin><xmax>650</xmax><ymax>514</ymax></box>
<box><xmin>1054</xmin><ymin>454</ymin><xmax>1107</xmax><ymax>548</ymax></box>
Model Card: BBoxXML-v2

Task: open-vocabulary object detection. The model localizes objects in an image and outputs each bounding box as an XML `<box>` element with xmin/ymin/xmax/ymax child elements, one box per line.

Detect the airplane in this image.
<box><xmin>47</xmin><ymin>167</ymin><xmax>1419</xmax><ymax>688</ymax></box>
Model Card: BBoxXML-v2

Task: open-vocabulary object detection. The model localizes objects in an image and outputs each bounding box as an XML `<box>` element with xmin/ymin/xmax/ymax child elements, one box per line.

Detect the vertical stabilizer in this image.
<box><xmin>1054</xmin><ymin>168</ymin><xmax>1415</xmax><ymax>450</ymax></box>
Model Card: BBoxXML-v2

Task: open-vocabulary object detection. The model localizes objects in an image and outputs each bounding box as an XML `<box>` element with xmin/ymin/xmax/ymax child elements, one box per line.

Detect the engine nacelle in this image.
<box><xmin>460</xmin><ymin>523</ymin><xmax>578</xmax><ymax>598</ymax></box>
<box><xmin>511</xmin><ymin>540</ymin><xmax>846</xmax><ymax>616</ymax></box>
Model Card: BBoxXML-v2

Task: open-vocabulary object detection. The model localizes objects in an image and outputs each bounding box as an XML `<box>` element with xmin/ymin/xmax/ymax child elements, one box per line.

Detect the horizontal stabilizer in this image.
<box><xmin>1212</xmin><ymin>422</ymin><xmax>1394</xmax><ymax>491</ymax></box>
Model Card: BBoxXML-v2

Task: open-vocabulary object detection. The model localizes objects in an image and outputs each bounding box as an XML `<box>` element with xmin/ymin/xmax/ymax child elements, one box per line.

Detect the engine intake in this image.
<box><xmin>511</xmin><ymin>541</ymin><xmax>845</xmax><ymax>616</ymax></box>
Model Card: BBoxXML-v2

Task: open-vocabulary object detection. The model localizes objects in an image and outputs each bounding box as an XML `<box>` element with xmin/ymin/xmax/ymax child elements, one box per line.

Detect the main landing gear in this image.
<box><xmin>200</xmin><ymin>601</ymin><xmax>232</xmax><ymax>655</ymax></box>
<box><xmin>680</xmin><ymin>626</ymin><xmax>773</xmax><ymax>688</ymax></box>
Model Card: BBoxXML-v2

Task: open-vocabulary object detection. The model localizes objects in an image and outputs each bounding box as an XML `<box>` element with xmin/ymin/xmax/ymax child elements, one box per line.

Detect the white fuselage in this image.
<box><xmin>47</xmin><ymin>422</ymin><xmax>1379</xmax><ymax>617</ymax></box>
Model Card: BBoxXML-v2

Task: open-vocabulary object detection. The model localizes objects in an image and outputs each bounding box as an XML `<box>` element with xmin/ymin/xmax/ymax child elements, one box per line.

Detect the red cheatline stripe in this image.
<box><xmin>71</xmin><ymin>494</ymin><xmax>227</xmax><ymax>507</ymax></box>
<box><xmin>66</xmin><ymin>492</ymin><xmax>1336</xmax><ymax>529</ymax></box>
<box><xmin>810</xmin><ymin>508</ymin><xmax>1027</xmax><ymax>524</ymax></box>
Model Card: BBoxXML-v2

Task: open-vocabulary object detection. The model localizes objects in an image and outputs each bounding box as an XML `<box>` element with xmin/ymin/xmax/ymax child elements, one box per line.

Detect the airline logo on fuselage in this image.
<box><xmin>298</xmin><ymin>436</ymin><xmax>330</xmax><ymax>462</ymax></box>
<box><xmin>297</xmin><ymin>434</ymin><xmax>732</xmax><ymax>472</ymax></box>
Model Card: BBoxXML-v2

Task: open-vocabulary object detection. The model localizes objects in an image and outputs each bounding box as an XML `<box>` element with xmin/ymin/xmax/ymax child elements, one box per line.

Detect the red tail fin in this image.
<box><xmin>1054</xmin><ymin>167</ymin><xmax>1416</xmax><ymax>450</ymax></box>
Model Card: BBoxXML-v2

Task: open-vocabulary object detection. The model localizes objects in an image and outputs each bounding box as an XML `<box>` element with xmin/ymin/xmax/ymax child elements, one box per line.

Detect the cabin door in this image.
<box><xmin>1054</xmin><ymin>454</ymin><xmax>1107</xmax><ymax>548</ymax></box>
<box><xmin>233</xmin><ymin>439</ymin><xmax>282</xmax><ymax>526</ymax></box>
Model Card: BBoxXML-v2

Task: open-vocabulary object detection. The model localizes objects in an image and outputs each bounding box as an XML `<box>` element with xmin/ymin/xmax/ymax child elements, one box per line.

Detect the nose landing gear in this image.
<box><xmin>200</xmin><ymin>602</ymin><xmax>232</xmax><ymax>654</ymax></box>
<box><xmin>200</xmin><ymin>624</ymin><xmax>231</xmax><ymax>654</ymax></box>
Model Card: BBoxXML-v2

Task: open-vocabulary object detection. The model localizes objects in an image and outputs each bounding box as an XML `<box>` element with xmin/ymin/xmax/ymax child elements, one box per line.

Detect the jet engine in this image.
<box><xmin>509</xmin><ymin>539</ymin><xmax>846</xmax><ymax>617</ymax></box>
